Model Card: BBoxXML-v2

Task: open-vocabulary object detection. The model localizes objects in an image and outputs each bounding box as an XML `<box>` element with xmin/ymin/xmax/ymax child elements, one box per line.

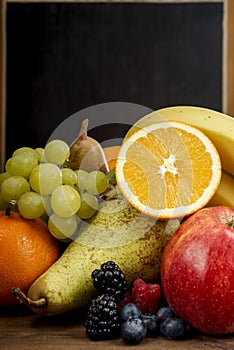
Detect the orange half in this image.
<box><xmin>115</xmin><ymin>121</ymin><xmax>221</xmax><ymax>219</ymax></box>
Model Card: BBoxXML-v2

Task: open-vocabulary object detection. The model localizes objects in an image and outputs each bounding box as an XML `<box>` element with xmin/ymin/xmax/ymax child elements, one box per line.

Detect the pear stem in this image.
<box><xmin>78</xmin><ymin>119</ymin><xmax>89</xmax><ymax>140</ymax></box>
<box><xmin>12</xmin><ymin>287</ymin><xmax>47</xmax><ymax>308</ymax></box>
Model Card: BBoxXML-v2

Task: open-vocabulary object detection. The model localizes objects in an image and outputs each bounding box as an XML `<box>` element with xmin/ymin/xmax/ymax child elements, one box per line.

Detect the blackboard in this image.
<box><xmin>6</xmin><ymin>2</ymin><xmax>223</xmax><ymax>159</ymax></box>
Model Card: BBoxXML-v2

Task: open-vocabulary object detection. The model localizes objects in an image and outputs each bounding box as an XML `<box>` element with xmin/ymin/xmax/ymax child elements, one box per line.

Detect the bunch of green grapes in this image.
<box><xmin>0</xmin><ymin>140</ymin><xmax>110</xmax><ymax>242</ymax></box>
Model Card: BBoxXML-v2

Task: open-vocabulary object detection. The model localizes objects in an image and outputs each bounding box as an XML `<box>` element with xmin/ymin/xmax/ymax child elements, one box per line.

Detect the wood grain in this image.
<box><xmin>0</xmin><ymin>305</ymin><xmax>233</xmax><ymax>350</ymax></box>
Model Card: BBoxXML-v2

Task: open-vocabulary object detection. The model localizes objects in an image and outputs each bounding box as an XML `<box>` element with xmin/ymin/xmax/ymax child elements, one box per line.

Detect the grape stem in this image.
<box><xmin>12</xmin><ymin>287</ymin><xmax>47</xmax><ymax>308</ymax></box>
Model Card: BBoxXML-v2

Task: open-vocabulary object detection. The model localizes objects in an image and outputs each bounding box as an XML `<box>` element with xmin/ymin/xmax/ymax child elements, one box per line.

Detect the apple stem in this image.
<box><xmin>223</xmin><ymin>216</ymin><xmax>234</xmax><ymax>229</ymax></box>
<box><xmin>12</xmin><ymin>287</ymin><xmax>47</xmax><ymax>308</ymax></box>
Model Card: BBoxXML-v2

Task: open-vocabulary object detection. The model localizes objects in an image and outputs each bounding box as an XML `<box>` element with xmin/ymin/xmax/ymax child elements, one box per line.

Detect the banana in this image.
<box><xmin>207</xmin><ymin>170</ymin><xmax>234</xmax><ymax>208</ymax></box>
<box><xmin>126</xmin><ymin>106</ymin><xmax>234</xmax><ymax>176</ymax></box>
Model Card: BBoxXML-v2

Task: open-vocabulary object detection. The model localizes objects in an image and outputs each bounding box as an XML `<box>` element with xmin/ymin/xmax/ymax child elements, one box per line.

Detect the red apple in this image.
<box><xmin>160</xmin><ymin>206</ymin><xmax>234</xmax><ymax>335</ymax></box>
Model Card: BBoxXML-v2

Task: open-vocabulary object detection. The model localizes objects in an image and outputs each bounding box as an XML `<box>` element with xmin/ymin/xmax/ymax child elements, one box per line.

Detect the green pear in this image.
<box><xmin>13</xmin><ymin>199</ymin><xmax>180</xmax><ymax>316</ymax></box>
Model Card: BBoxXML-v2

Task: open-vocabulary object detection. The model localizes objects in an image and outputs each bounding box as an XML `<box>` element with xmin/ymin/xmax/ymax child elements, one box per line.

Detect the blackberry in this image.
<box><xmin>91</xmin><ymin>261</ymin><xmax>127</xmax><ymax>302</ymax></box>
<box><xmin>84</xmin><ymin>294</ymin><xmax>121</xmax><ymax>340</ymax></box>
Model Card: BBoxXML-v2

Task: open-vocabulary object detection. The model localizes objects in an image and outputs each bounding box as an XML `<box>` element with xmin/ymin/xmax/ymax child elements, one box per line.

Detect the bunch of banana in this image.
<box><xmin>126</xmin><ymin>106</ymin><xmax>234</xmax><ymax>209</ymax></box>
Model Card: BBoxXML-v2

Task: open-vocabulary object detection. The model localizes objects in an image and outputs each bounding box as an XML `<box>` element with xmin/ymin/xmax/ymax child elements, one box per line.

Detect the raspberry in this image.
<box><xmin>131</xmin><ymin>279</ymin><xmax>161</xmax><ymax>314</ymax></box>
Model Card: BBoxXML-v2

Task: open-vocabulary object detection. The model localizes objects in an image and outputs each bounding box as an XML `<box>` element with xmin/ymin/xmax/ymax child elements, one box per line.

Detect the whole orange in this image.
<box><xmin>103</xmin><ymin>145</ymin><xmax>120</xmax><ymax>170</ymax></box>
<box><xmin>0</xmin><ymin>211</ymin><xmax>60</xmax><ymax>307</ymax></box>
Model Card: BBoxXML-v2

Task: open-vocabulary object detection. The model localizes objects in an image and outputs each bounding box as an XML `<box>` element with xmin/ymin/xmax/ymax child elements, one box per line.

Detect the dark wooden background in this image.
<box><xmin>6</xmin><ymin>2</ymin><xmax>223</xmax><ymax>158</ymax></box>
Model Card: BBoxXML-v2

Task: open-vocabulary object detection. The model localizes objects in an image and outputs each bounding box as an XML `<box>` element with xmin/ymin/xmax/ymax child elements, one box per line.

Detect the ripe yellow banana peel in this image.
<box><xmin>126</xmin><ymin>106</ymin><xmax>234</xmax><ymax>177</ymax></box>
<box><xmin>207</xmin><ymin>170</ymin><xmax>234</xmax><ymax>208</ymax></box>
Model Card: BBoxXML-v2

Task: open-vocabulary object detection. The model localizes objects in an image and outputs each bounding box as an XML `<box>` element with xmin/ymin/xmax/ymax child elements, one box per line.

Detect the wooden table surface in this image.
<box><xmin>0</xmin><ymin>305</ymin><xmax>233</xmax><ymax>350</ymax></box>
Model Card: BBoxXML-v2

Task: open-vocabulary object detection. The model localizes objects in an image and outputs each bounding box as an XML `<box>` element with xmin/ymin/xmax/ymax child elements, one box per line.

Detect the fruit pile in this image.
<box><xmin>0</xmin><ymin>106</ymin><xmax>233</xmax><ymax>343</ymax></box>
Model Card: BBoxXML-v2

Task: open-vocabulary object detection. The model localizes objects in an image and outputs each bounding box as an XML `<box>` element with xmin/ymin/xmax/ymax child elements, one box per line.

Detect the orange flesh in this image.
<box><xmin>122</xmin><ymin>127</ymin><xmax>215</xmax><ymax>209</ymax></box>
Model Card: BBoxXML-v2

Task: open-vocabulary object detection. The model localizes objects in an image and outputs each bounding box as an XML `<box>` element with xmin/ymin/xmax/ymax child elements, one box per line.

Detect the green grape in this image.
<box><xmin>51</xmin><ymin>184</ymin><xmax>81</xmax><ymax>218</ymax></box>
<box><xmin>34</xmin><ymin>147</ymin><xmax>44</xmax><ymax>161</ymax></box>
<box><xmin>75</xmin><ymin>169</ymin><xmax>88</xmax><ymax>191</ymax></box>
<box><xmin>48</xmin><ymin>213</ymin><xmax>79</xmax><ymax>240</ymax></box>
<box><xmin>41</xmin><ymin>195</ymin><xmax>53</xmax><ymax>216</ymax></box>
<box><xmin>43</xmin><ymin>140</ymin><xmax>70</xmax><ymax>165</ymax></box>
<box><xmin>12</xmin><ymin>147</ymin><xmax>36</xmax><ymax>157</ymax></box>
<box><xmin>5</xmin><ymin>153</ymin><xmax>38</xmax><ymax>178</ymax></box>
<box><xmin>84</xmin><ymin>170</ymin><xmax>109</xmax><ymax>195</ymax></box>
<box><xmin>0</xmin><ymin>193</ymin><xmax>8</xmax><ymax>210</ymax></box>
<box><xmin>77</xmin><ymin>192</ymin><xmax>98</xmax><ymax>219</ymax></box>
<box><xmin>62</xmin><ymin>168</ymin><xmax>77</xmax><ymax>186</ymax></box>
<box><xmin>1</xmin><ymin>176</ymin><xmax>30</xmax><ymax>202</ymax></box>
<box><xmin>18</xmin><ymin>191</ymin><xmax>45</xmax><ymax>219</ymax></box>
<box><xmin>0</xmin><ymin>172</ymin><xmax>11</xmax><ymax>190</ymax></box>
<box><xmin>29</xmin><ymin>163</ymin><xmax>62</xmax><ymax>195</ymax></box>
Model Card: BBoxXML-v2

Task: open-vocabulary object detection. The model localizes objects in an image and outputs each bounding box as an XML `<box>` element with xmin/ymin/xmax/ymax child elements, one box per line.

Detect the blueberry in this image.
<box><xmin>121</xmin><ymin>317</ymin><xmax>147</xmax><ymax>345</ymax></box>
<box><xmin>156</xmin><ymin>306</ymin><xmax>174</xmax><ymax>321</ymax></box>
<box><xmin>160</xmin><ymin>317</ymin><xmax>187</xmax><ymax>340</ymax></box>
<box><xmin>120</xmin><ymin>303</ymin><xmax>142</xmax><ymax>322</ymax></box>
<box><xmin>141</xmin><ymin>314</ymin><xmax>159</xmax><ymax>337</ymax></box>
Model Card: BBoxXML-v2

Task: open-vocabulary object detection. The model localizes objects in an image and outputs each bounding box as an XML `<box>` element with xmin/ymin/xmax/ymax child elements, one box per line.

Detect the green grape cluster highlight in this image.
<box><xmin>0</xmin><ymin>140</ymin><xmax>112</xmax><ymax>242</ymax></box>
